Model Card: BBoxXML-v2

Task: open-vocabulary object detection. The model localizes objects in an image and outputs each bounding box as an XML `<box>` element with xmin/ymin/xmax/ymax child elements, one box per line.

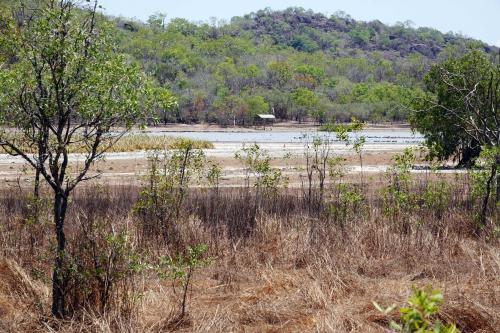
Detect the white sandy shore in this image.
<box><xmin>0</xmin><ymin>142</ymin><xmax>415</xmax><ymax>165</ymax></box>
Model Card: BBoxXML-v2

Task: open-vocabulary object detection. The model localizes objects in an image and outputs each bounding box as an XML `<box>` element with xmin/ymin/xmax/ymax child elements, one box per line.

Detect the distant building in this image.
<box><xmin>255</xmin><ymin>114</ymin><xmax>275</xmax><ymax>129</ymax></box>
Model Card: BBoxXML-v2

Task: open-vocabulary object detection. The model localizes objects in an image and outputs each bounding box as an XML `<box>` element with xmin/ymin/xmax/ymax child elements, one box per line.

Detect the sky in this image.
<box><xmin>98</xmin><ymin>0</ymin><xmax>500</xmax><ymax>47</ymax></box>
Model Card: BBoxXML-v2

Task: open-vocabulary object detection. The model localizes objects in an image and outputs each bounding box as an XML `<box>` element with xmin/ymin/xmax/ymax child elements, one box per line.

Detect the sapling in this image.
<box><xmin>301</xmin><ymin>131</ymin><xmax>334</xmax><ymax>213</ymax></box>
<box><xmin>156</xmin><ymin>244</ymin><xmax>212</xmax><ymax>320</ymax></box>
<box><xmin>332</xmin><ymin>117</ymin><xmax>366</xmax><ymax>187</ymax></box>
<box><xmin>136</xmin><ymin>141</ymin><xmax>205</xmax><ymax>245</ymax></box>
<box><xmin>383</xmin><ymin>148</ymin><xmax>417</xmax><ymax>225</ymax></box>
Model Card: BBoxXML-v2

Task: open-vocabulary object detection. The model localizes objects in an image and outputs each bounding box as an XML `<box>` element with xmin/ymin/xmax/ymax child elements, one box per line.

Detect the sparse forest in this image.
<box><xmin>113</xmin><ymin>7</ymin><xmax>497</xmax><ymax>125</ymax></box>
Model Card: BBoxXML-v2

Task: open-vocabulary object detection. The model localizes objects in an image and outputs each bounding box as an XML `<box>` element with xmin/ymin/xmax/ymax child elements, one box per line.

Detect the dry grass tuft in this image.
<box><xmin>0</xmin><ymin>258</ymin><xmax>49</xmax><ymax>332</ymax></box>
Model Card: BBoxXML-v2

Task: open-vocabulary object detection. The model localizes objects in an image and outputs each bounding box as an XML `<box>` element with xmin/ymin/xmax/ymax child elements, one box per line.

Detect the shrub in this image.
<box><xmin>136</xmin><ymin>143</ymin><xmax>205</xmax><ymax>246</ymax></box>
<box><xmin>374</xmin><ymin>286</ymin><xmax>460</xmax><ymax>333</ymax></box>
<box><xmin>382</xmin><ymin>148</ymin><xmax>416</xmax><ymax>226</ymax></box>
<box><xmin>156</xmin><ymin>244</ymin><xmax>212</xmax><ymax>321</ymax></box>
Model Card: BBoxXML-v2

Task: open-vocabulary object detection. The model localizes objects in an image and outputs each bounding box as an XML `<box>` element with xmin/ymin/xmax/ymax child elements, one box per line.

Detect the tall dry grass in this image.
<box><xmin>0</xmin><ymin>135</ymin><xmax>213</xmax><ymax>154</ymax></box>
<box><xmin>0</xmin><ymin>178</ymin><xmax>498</xmax><ymax>332</ymax></box>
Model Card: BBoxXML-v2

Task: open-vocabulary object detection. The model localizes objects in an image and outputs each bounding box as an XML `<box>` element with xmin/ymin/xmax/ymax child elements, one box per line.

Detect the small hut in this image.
<box><xmin>255</xmin><ymin>114</ymin><xmax>276</xmax><ymax>129</ymax></box>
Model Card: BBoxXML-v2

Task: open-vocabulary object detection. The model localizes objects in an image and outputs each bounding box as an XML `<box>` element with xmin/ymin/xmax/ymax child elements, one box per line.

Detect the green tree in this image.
<box><xmin>0</xmin><ymin>0</ymin><xmax>159</xmax><ymax>317</ymax></box>
<box><xmin>292</xmin><ymin>88</ymin><xmax>318</xmax><ymax>123</ymax></box>
<box><xmin>212</xmin><ymin>94</ymin><xmax>246</xmax><ymax>126</ymax></box>
<box><xmin>267</xmin><ymin>60</ymin><xmax>293</xmax><ymax>88</ymax></box>
<box><xmin>245</xmin><ymin>95</ymin><xmax>269</xmax><ymax>121</ymax></box>
<box><xmin>147</xmin><ymin>12</ymin><xmax>167</xmax><ymax>30</ymax></box>
<box><xmin>349</xmin><ymin>26</ymin><xmax>373</xmax><ymax>46</ymax></box>
<box><xmin>411</xmin><ymin>50</ymin><xmax>498</xmax><ymax>166</ymax></box>
<box><xmin>410</xmin><ymin>50</ymin><xmax>499</xmax><ymax>222</ymax></box>
<box><xmin>295</xmin><ymin>64</ymin><xmax>324</xmax><ymax>88</ymax></box>
<box><xmin>289</xmin><ymin>33</ymin><xmax>319</xmax><ymax>53</ymax></box>
<box><xmin>374</xmin><ymin>286</ymin><xmax>460</xmax><ymax>333</ymax></box>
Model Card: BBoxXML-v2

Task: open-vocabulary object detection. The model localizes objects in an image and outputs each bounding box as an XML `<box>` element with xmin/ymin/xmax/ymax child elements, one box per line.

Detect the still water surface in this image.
<box><xmin>149</xmin><ymin>130</ymin><xmax>423</xmax><ymax>144</ymax></box>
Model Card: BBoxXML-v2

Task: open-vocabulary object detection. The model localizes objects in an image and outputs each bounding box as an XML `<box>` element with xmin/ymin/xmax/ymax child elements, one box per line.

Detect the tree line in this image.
<box><xmin>113</xmin><ymin>7</ymin><xmax>494</xmax><ymax>125</ymax></box>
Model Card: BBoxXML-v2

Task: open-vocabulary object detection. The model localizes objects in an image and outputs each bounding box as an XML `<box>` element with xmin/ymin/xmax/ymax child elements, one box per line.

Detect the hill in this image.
<box><xmin>115</xmin><ymin>8</ymin><xmax>497</xmax><ymax>125</ymax></box>
<box><xmin>2</xmin><ymin>3</ymin><xmax>496</xmax><ymax>125</ymax></box>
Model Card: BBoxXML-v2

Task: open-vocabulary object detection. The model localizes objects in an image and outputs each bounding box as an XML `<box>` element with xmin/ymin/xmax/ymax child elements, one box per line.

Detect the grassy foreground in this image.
<box><xmin>0</xmin><ymin>178</ymin><xmax>498</xmax><ymax>332</ymax></box>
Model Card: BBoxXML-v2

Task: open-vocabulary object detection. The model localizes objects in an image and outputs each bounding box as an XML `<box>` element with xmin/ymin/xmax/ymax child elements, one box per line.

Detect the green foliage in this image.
<box><xmin>244</xmin><ymin>95</ymin><xmax>269</xmax><ymax>118</ymax></box>
<box><xmin>111</xmin><ymin>7</ymin><xmax>484</xmax><ymax>125</ymax></box>
<box><xmin>289</xmin><ymin>33</ymin><xmax>320</xmax><ymax>52</ymax></box>
<box><xmin>206</xmin><ymin>161</ymin><xmax>222</xmax><ymax>193</ymax></box>
<box><xmin>348</xmin><ymin>26</ymin><xmax>373</xmax><ymax>46</ymax></box>
<box><xmin>374</xmin><ymin>286</ymin><xmax>460</xmax><ymax>333</ymax></box>
<box><xmin>295</xmin><ymin>64</ymin><xmax>324</xmax><ymax>84</ymax></box>
<box><xmin>383</xmin><ymin>148</ymin><xmax>417</xmax><ymax>221</ymax></box>
<box><xmin>147</xmin><ymin>12</ymin><xmax>167</xmax><ymax>30</ymax></box>
<box><xmin>136</xmin><ymin>145</ymin><xmax>205</xmax><ymax>243</ymax></box>
<box><xmin>291</xmin><ymin>88</ymin><xmax>318</xmax><ymax>122</ymax></box>
<box><xmin>411</xmin><ymin>49</ymin><xmax>499</xmax><ymax>226</ymax></box>
<box><xmin>167</xmin><ymin>137</ymin><xmax>214</xmax><ymax>150</ymax></box>
<box><xmin>419</xmin><ymin>164</ymin><xmax>451</xmax><ymax>219</ymax></box>
<box><xmin>326</xmin><ymin>178</ymin><xmax>364</xmax><ymax>225</ymax></box>
<box><xmin>410</xmin><ymin>50</ymin><xmax>499</xmax><ymax>166</ymax></box>
<box><xmin>470</xmin><ymin>147</ymin><xmax>499</xmax><ymax>200</ymax></box>
<box><xmin>316</xmin><ymin>119</ymin><xmax>366</xmax><ymax>217</ymax></box>
<box><xmin>421</xmin><ymin>177</ymin><xmax>450</xmax><ymax>219</ymax></box>
<box><xmin>0</xmin><ymin>1</ymin><xmax>163</xmax><ymax>317</ymax></box>
<box><xmin>267</xmin><ymin>60</ymin><xmax>293</xmax><ymax>88</ymax></box>
<box><xmin>157</xmin><ymin>244</ymin><xmax>211</xmax><ymax>281</ymax></box>
<box><xmin>469</xmin><ymin>146</ymin><xmax>500</xmax><ymax>225</ymax></box>
<box><xmin>69</xmin><ymin>218</ymin><xmax>146</xmax><ymax>314</ymax></box>
<box><xmin>156</xmin><ymin>244</ymin><xmax>212</xmax><ymax>318</ymax></box>
<box><xmin>301</xmin><ymin>131</ymin><xmax>337</xmax><ymax>213</ymax></box>
<box><xmin>235</xmin><ymin>143</ymin><xmax>287</xmax><ymax>194</ymax></box>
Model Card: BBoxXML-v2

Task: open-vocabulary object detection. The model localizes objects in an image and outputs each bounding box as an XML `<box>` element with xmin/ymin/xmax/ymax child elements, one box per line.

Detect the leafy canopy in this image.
<box><xmin>410</xmin><ymin>50</ymin><xmax>499</xmax><ymax>165</ymax></box>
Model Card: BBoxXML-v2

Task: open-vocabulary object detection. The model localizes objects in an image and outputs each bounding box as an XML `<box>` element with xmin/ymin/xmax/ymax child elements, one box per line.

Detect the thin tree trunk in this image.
<box><xmin>479</xmin><ymin>162</ymin><xmax>496</xmax><ymax>227</ymax></box>
<box><xmin>51</xmin><ymin>191</ymin><xmax>68</xmax><ymax>318</ymax></box>
<box><xmin>28</xmin><ymin>169</ymin><xmax>41</xmax><ymax>255</ymax></box>
<box><xmin>496</xmin><ymin>155</ymin><xmax>500</xmax><ymax>205</ymax></box>
<box><xmin>495</xmin><ymin>155</ymin><xmax>499</xmax><ymax>222</ymax></box>
<box><xmin>180</xmin><ymin>266</ymin><xmax>193</xmax><ymax>319</ymax></box>
<box><xmin>359</xmin><ymin>153</ymin><xmax>364</xmax><ymax>189</ymax></box>
<box><xmin>33</xmin><ymin>169</ymin><xmax>40</xmax><ymax>203</ymax></box>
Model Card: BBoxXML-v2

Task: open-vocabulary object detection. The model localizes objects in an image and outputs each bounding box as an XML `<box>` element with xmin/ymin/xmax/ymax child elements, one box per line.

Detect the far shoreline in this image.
<box><xmin>134</xmin><ymin>121</ymin><xmax>413</xmax><ymax>133</ymax></box>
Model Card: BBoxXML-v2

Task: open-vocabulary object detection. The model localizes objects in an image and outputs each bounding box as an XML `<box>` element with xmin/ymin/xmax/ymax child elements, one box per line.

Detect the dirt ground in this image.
<box><xmin>0</xmin><ymin>124</ymin><xmax>436</xmax><ymax>187</ymax></box>
<box><xmin>0</xmin><ymin>144</ymin><xmax>423</xmax><ymax>188</ymax></box>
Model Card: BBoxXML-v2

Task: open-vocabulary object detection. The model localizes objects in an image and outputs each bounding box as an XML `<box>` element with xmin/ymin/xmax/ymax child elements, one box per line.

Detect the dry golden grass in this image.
<box><xmin>0</xmin><ymin>134</ymin><xmax>214</xmax><ymax>154</ymax></box>
<box><xmin>0</xmin><ymin>184</ymin><xmax>498</xmax><ymax>333</ymax></box>
<box><xmin>105</xmin><ymin>135</ymin><xmax>214</xmax><ymax>152</ymax></box>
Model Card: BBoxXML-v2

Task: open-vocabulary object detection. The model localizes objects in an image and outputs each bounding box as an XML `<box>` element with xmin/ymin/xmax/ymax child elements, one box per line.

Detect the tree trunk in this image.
<box><xmin>479</xmin><ymin>162</ymin><xmax>496</xmax><ymax>228</ymax></box>
<box><xmin>495</xmin><ymin>154</ymin><xmax>499</xmax><ymax>223</ymax></box>
<box><xmin>51</xmin><ymin>191</ymin><xmax>68</xmax><ymax>318</ymax></box>
<box><xmin>458</xmin><ymin>144</ymin><xmax>481</xmax><ymax>168</ymax></box>
<box><xmin>28</xmin><ymin>169</ymin><xmax>41</xmax><ymax>256</ymax></box>
<box><xmin>496</xmin><ymin>154</ymin><xmax>500</xmax><ymax>205</ymax></box>
<box><xmin>33</xmin><ymin>169</ymin><xmax>40</xmax><ymax>223</ymax></box>
<box><xmin>359</xmin><ymin>153</ymin><xmax>364</xmax><ymax>190</ymax></box>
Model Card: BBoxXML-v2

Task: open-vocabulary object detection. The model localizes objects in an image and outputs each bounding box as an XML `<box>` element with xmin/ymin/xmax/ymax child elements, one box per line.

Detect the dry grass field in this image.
<box><xmin>0</xmin><ymin>174</ymin><xmax>498</xmax><ymax>332</ymax></box>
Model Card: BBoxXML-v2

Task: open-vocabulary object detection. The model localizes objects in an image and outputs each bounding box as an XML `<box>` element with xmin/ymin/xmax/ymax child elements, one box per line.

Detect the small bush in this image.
<box><xmin>156</xmin><ymin>244</ymin><xmax>212</xmax><ymax>321</ymax></box>
<box><xmin>374</xmin><ymin>286</ymin><xmax>460</xmax><ymax>333</ymax></box>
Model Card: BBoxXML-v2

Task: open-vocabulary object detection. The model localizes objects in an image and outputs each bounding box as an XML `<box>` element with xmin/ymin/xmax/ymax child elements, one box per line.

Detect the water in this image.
<box><xmin>147</xmin><ymin>129</ymin><xmax>423</xmax><ymax>144</ymax></box>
